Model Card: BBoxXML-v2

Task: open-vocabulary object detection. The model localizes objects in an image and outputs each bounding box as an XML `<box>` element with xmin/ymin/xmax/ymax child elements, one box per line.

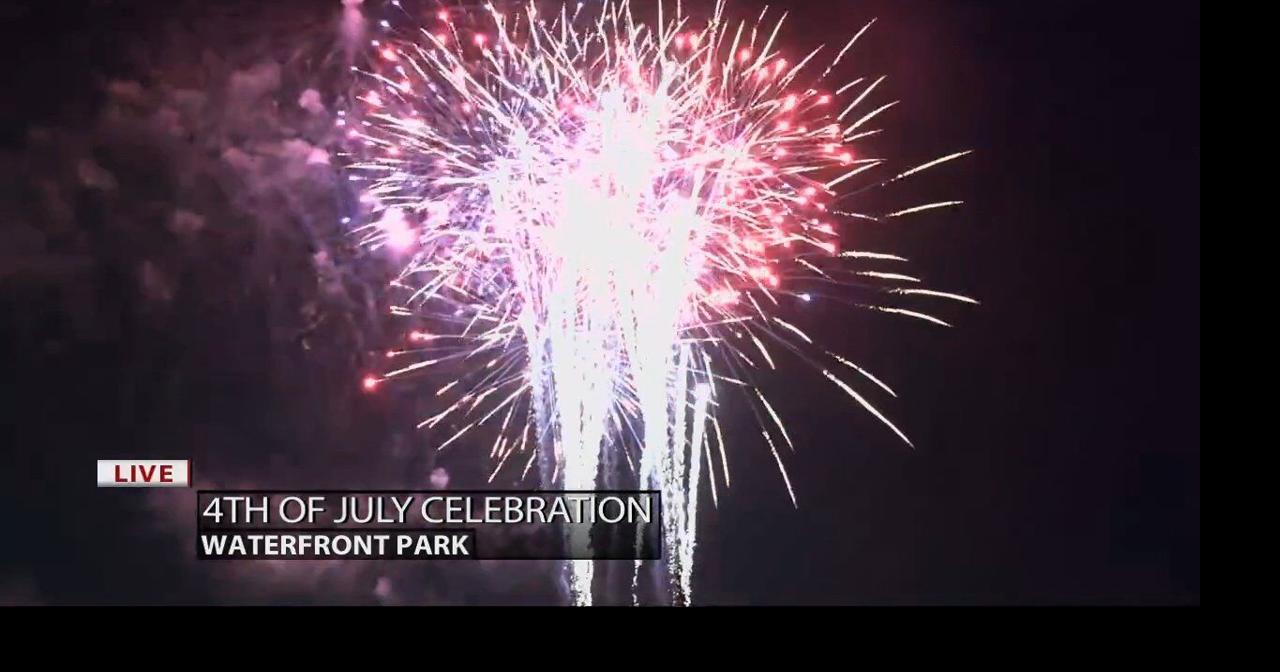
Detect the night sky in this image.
<box><xmin>0</xmin><ymin>0</ymin><xmax>1199</xmax><ymax>605</ymax></box>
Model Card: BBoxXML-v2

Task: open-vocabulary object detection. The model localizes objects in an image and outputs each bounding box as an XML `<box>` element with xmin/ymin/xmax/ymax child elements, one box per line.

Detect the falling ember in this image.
<box><xmin>344</xmin><ymin>0</ymin><xmax>972</xmax><ymax>607</ymax></box>
<box><xmin>376</xmin><ymin>207</ymin><xmax>416</xmax><ymax>250</ymax></box>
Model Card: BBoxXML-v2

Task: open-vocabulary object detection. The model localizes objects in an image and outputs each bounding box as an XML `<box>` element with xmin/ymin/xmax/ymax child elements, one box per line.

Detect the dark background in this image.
<box><xmin>0</xmin><ymin>0</ymin><xmax>1199</xmax><ymax>604</ymax></box>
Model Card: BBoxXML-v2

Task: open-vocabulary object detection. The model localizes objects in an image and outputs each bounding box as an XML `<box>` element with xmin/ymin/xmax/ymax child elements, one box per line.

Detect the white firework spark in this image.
<box><xmin>343</xmin><ymin>0</ymin><xmax>972</xmax><ymax>605</ymax></box>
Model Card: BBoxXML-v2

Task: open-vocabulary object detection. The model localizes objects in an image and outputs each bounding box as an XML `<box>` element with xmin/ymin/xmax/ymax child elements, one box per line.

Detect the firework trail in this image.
<box><xmin>342</xmin><ymin>0</ymin><xmax>972</xmax><ymax>605</ymax></box>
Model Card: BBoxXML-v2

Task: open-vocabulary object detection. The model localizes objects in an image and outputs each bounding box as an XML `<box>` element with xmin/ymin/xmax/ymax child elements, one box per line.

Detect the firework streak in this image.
<box><xmin>343</xmin><ymin>0</ymin><xmax>973</xmax><ymax>605</ymax></box>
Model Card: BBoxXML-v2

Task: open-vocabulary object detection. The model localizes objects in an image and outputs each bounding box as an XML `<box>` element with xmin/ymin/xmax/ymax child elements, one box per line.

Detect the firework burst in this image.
<box><xmin>342</xmin><ymin>0</ymin><xmax>973</xmax><ymax>605</ymax></box>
